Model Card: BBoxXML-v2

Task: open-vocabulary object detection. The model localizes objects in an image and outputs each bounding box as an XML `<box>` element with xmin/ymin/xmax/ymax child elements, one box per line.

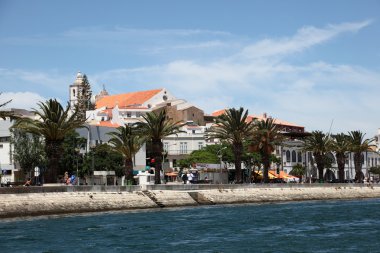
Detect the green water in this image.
<box><xmin>1</xmin><ymin>199</ymin><xmax>380</xmax><ymax>252</ymax></box>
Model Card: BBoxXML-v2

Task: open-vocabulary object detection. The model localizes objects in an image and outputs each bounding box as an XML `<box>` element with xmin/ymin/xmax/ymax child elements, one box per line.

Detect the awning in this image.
<box><xmin>254</xmin><ymin>171</ymin><xmax>277</xmax><ymax>179</ymax></box>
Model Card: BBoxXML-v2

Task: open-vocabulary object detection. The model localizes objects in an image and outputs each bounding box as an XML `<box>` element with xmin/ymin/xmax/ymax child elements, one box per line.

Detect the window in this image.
<box><xmin>292</xmin><ymin>151</ymin><xmax>296</xmax><ymax>163</ymax></box>
<box><xmin>286</xmin><ymin>150</ymin><xmax>290</xmax><ymax>162</ymax></box>
<box><xmin>0</xmin><ymin>144</ymin><xmax>3</xmax><ymax>148</ymax></box>
<box><xmin>297</xmin><ymin>151</ymin><xmax>302</xmax><ymax>163</ymax></box>
<box><xmin>180</xmin><ymin>142</ymin><xmax>188</xmax><ymax>154</ymax></box>
<box><xmin>164</xmin><ymin>142</ymin><xmax>169</xmax><ymax>152</ymax></box>
<box><xmin>198</xmin><ymin>142</ymin><xmax>203</xmax><ymax>150</ymax></box>
<box><xmin>72</xmin><ymin>89</ymin><xmax>76</xmax><ymax>97</ymax></box>
<box><xmin>127</xmin><ymin>112</ymin><xmax>131</xmax><ymax>118</ymax></box>
<box><xmin>136</xmin><ymin>112</ymin><xmax>141</xmax><ymax>117</ymax></box>
<box><xmin>0</xmin><ymin>137</ymin><xmax>10</xmax><ymax>142</ymax></box>
<box><xmin>192</xmin><ymin>130</ymin><xmax>195</xmax><ymax>134</ymax></box>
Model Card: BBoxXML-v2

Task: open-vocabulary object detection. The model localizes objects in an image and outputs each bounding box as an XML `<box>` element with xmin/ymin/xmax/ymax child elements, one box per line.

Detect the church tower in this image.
<box><xmin>69</xmin><ymin>71</ymin><xmax>92</xmax><ymax>118</ymax></box>
<box><xmin>69</xmin><ymin>71</ymin><xmax>85</xmax><ymax>109</ymax></box>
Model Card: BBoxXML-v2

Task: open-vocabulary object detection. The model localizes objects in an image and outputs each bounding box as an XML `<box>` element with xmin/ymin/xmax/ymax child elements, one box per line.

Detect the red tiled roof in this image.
<box><xmin>211</xmin><ymin>109</ymin><xmax>303</xmax><ymax>128</ymax></box>
<box><xmin>211</xmin><ymin>109</ymin><xmax>228</xmax><ymax>117</ymax></box>
<box><xmin>96</xmin><ymin>89</ymin><xmax>162</xmax><ymax>109</ymax></box>
<box><xmin>91</xmin><ymin>121</ymin><xmax>120</xmax><ymax>128</ymax></box>
<box><xmin>247</xmin><ymin>114</ymin><xmax>303</xmax><ymax>128</ymax></box>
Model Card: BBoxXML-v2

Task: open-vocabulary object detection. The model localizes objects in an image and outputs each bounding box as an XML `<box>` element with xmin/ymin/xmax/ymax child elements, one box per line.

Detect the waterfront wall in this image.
<box><xmin>1</xmin><ymin>184</ymin><xmax>380</xmax><ymax>218</ymax></box>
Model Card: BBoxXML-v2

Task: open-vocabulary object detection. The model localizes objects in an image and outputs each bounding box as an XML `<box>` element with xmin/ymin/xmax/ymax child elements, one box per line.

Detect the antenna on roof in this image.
<box><xmin>328</xmin><ymin>119</ymin><xmax>334</xmax><ymax>136</ymax></box>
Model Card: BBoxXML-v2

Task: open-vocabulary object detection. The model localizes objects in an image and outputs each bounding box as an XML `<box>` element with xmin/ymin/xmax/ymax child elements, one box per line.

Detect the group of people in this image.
<box><xmin>64</xmin><ymin>172</ymin><xmax>77</xmax><ymax>185</ymax></box>
<box><xmin>181</xmin><ymin>170</ymin><xmax>199</xmax><ymax>184</ymax></box>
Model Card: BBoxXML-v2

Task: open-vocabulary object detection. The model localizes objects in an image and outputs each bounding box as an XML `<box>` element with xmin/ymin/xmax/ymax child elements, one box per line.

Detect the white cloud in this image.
<box><xmin>1</xmin><ymin>20</ymin><xmax>378</xmax><ymax>136</ymax></box>
<box><xmin>239</xmin><ymin>20</ymin><xmax>372</xmax><ymax>59</ymax></box>
<box><xmin>1</xmin><ymin>92</ymin><xmax>47</xmax><ymax>110</ymax></box>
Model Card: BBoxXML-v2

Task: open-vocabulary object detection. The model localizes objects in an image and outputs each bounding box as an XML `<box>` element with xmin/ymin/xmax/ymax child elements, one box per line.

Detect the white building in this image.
<box><xmin>0</xmin><ymin>109</ymin><xmax>35</xmax><ymax>184</ymax></box>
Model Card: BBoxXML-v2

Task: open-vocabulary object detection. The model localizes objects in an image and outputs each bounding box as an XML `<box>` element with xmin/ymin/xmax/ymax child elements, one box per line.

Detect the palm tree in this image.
<box><xmin>0</xmin><ymin>93</ymin><xmax>18</xmax><ymax>120</ymax></box>
<box><xmin>348</xmin><ymin>130</ymin><xmax>374</xmax><ymax>183</ymax></box>
<box><xmin>290</xmin><ymin>163</ymin><xmax>306</xmax><ymax>182</ymax></box>
<box><xmin>12</xmin><ymin>99</ymin><xmax>86</xmax><ymax>183</ymax></box>
<box><xmin>107</xmin><ymin>124</ymin><xmax>143</xmax><ymax>184</ymax></box>
<box><xmin>303</xmin><ymin>131</ymin><xmax>332</xmax><ymax>182</ymax></box>
<box><xmin>250</xmin><ymin>118</ymin><xmax>283</xmax><ymax>183</ymax></box>
<box><xmin>331</xmin><ymin>133</ymin><xmax>350</xmax><ymax>183</ymax></box>
<box><xmin>207</xmin><ymin>108</ymin><xmax>254</xmax><ymax>183</ymax></box>
<box><xmin>134</xmin><ymin>110</ymin><xmax>184</xmax><ymax>184</ymax></box>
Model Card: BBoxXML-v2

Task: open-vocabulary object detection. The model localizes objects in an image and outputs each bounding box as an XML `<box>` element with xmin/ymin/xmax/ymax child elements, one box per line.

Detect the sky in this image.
<box><xmin>0</xmin><ymin>0</ymin><xmax>379</xmax><ymax>136</ymax></box>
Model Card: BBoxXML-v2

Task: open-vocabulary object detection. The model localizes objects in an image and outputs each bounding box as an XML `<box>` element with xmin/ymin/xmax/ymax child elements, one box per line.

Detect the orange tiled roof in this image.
<box><xmin>96</xmin><ymin>89</ymin><xmax>162</xmax><ymax>109</ymax></box>
<box><xmin>248</xmin><ymin>114</ymin><xmax>303</xmax><ymax>128</ymax></box>
<box><xmin>211</xmin><ymin>109</ymin><xmax>303</xmax><ymax>128</ymax></box>
<box><xmin>90</xmin><ymin>121</ymin><xmax>120</xmax><ymax>128</ymax></box>
<box><xmin>211</xmin><ymin>109</ymin><xmax>228</xmax><ymax>117</ymax></box>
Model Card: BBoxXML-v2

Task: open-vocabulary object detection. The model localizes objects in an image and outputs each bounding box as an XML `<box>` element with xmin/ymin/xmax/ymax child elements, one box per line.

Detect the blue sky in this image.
<box><xmin>0</xmin><ymin>0</ymin><xmax>379</xmax><ymax>136</ymax></box>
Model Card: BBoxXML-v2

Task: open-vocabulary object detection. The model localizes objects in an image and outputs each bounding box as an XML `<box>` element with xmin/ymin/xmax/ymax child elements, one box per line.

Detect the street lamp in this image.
<box><xmin>217</xmin><ymin>147</ymin><xmax>227</xmax><ymax>184</ymax></box>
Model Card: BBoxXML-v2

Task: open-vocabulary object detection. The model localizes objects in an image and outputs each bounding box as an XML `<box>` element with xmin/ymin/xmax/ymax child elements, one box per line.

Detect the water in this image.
<box><xmin>1</xmin><ymin>199</ymin><xmax>380</xmax><ymax>253</ymax></box>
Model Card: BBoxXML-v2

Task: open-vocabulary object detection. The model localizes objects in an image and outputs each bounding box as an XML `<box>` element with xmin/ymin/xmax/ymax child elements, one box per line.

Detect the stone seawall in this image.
<box><xmin>1</xmin><ymin>185</ymin><xmax>379</xmax><ymax>218</ymax></box>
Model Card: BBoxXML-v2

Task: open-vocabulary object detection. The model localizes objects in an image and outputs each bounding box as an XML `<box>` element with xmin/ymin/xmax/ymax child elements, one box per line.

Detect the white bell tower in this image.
<box><xmin>69</xmin><ymin>71</ymin><xmax>85</xmax><ymax>110</ymax></box>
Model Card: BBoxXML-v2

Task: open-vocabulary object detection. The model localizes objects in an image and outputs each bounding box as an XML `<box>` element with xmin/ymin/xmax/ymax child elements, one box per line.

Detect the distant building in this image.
<box><xmin>0</xmin><ymin>109</ymin><xmax>35</xmax><ymax>184</ymax></box>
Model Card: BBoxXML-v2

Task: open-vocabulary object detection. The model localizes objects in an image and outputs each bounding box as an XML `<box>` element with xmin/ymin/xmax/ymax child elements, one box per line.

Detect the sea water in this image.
<box><xmin>1</xmin><ymin>199</ymin><xmax>380</xmax><ymax>253</ymax></box>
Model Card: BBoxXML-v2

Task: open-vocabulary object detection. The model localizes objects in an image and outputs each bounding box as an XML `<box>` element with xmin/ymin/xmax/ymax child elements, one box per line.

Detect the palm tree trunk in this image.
<box><xmin>45</xmin><ymin>140</ymin><xmax>63</xmax><ymax>183</ymax></box>
<box><xmin>354</xmin><ymin>152</ymin><xmax>363</xmax><ymax>183</ymax></box>
<box><xmin>125</xmin><ymin>158</ymin><xmax>134</xmax><ymax>183</ymax></box>
<box><xmin>152</xmin><ymin>139</ymin><xmax>163</xmax><ymax>184</ymax></box>
<box><xmin>233</xmin><ymin>143</ymin><xmax>243</xmax><ymax>183</ymax></box>
<box><xmin>336</xmin><ymin>153</ymin><xmax>346</xmax><ymax>183</ymax></box>
<box><xmin>315</xmin><ymin>153</ymin><xmax>324</xmax><ymax>181</ymax></box>
<box><xmin>262</xmin><ymin>153</ymin><xmax>270</xmax><ymax>183</ymax></box>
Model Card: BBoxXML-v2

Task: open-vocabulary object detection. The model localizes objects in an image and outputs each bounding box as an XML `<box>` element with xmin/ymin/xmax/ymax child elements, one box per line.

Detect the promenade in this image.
<box><xmin>1</xmin><ymin>184</ymin><xmax>380</xmax><ymax>218</ymax></box>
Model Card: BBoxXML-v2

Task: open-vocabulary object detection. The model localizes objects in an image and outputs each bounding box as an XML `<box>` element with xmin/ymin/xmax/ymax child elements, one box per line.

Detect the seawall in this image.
<box><xmin>1</xmin><ymin>184</ymin><xmax>379</xmax><ymax>218</ymax></box>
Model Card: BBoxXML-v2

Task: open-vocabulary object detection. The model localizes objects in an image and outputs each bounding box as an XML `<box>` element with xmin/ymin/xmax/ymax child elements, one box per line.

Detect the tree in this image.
<box><xmin>331</xmin><ymin>133</ymin><xmax>350</xmax><ymax>183</ymax></box>
<box><xmin>82</xmin><ymin>144</ymin><xmax>124</xmax><ymax>177</ymax></box>
<box><xmin>348</xmin><ymin>130</ymin><xmax>374</xmax><ymax>183</ymax></box>
<box><xmin>75</xmin><ymin>74</ymin><xmax>94</xmax><ymax>120</ymax></box>
<box><xmin>12</xmin><ymin>99</ymin><xmax>86</xmax><ymax>183</ymax></box>
<box><xmin>250</xmin><ymin>118</ymin><xmax>284</xmax><ymax>183</ymax></box>
<box><xmin>59</xmin><ymin>130</ymin><xmax>87</xmax><ymax>177</ymax></box>
<box><xmin>11</xmin><ymin>129</ymin><xmax>46</xmax><ymax>177</ymax></box>
<box><xmin>290</xmin><ymin>163</ymin><xmax>306</xmax><ymax>182</ymax></box>
<box><xmin>369</xmin><ymin>166</ymin><xmax>380</xmax><ymax>176</ymax></box>
<box><xmin>207</xmin><ymin>107</ymin><xmax>254</xmax><ymax>183</ymax></box>
<box><xmin>303</xmin><ymin>131</ymin><xmax>331</xmax><ymax>182</ymax></box>
<box><xmin>107</xmin><ymin>124</ymin><xmax>143</xmax><ymax>183</ymax></box>
<box><xmin>177</xmin><ymin>144</ymin><xmax>227</xmax><ymax>168</ymax></box>
<box><xmin>134</xmin><ymin>110</ymin><xmax>184</xmax><ymax>184</ymax></box>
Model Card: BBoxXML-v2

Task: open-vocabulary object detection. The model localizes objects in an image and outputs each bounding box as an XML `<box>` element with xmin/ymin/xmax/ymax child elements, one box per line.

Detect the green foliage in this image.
<box><xmin>82</xmin><ymin>144</ymin><xmax>124</xmax><ymax>177</ymax></box>
<box><xmin>207</xmin><ymin>107</ymin><xmax>254</xmax><ymax>183</ymax></box>
<box><xmin>107</xmin><ymin>124</ymin><xmax>143</xmax><ymax>180</ymax></box>
<box><xmin>369</xmin><ymin>166</ymin><xmax>380</xmax><ymax>175</ymax></box>
<box><xmin>12</xmin><ymin>99</ymin><xmax>87</xmax><ymax>182</ymax></box>
<box><xmin>59</xmin><ymin>130</ymin><xmax>87</xmax><ymax>176</ymax></box>
<box><xmin>107</xmin><ymin>124</ymin><xmax>142</xmax><ymax>161</ymax></box>
<box><xmin>74</xmin><ymin>74</ymin><xmax>94</xmax><ymax>120</ymax></box>
<box><xmin>11</xmin><ymin>129</ymin><xmax>46</xmax><ymax>173</ymax></box>
<box><xmin>290</xmin><ymin>163</ymin><xmax>306</xmax><ymax>176</ymax></box>
<box><xmin>303</xmin><ymin>131</ymin><xmax>332</xmax><ymax>180</ymax></box>
<box><xmin>250</xmin><ymin>118</ymin><xmax>284</xmax><ymax>183</ymax></box>
<box><xmin>134</xmin><ymin>109</ymin><xmax>185</xmax><ymax>184</ymax></box>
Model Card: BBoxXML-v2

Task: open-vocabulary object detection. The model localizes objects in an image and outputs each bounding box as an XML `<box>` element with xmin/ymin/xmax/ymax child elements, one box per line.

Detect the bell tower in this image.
<box><xmin>69</xmin><ymin>71</ymin><xmax>85</xmax><ymax>109</ymax></box>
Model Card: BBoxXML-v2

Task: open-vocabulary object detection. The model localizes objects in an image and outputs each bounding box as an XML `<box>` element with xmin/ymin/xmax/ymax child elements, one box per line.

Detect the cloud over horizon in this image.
<box><xmin>1</xmin><ymin>20</ymin><xmax>378</xmax><ymax>136</ymax></box>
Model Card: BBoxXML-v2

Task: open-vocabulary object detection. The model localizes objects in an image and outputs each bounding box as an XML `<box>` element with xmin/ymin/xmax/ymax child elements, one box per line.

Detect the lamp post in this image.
<box><xmin>217</xmin><ymin>147</ymin><xmax>227</xmax><ymax>184</ymax></box>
